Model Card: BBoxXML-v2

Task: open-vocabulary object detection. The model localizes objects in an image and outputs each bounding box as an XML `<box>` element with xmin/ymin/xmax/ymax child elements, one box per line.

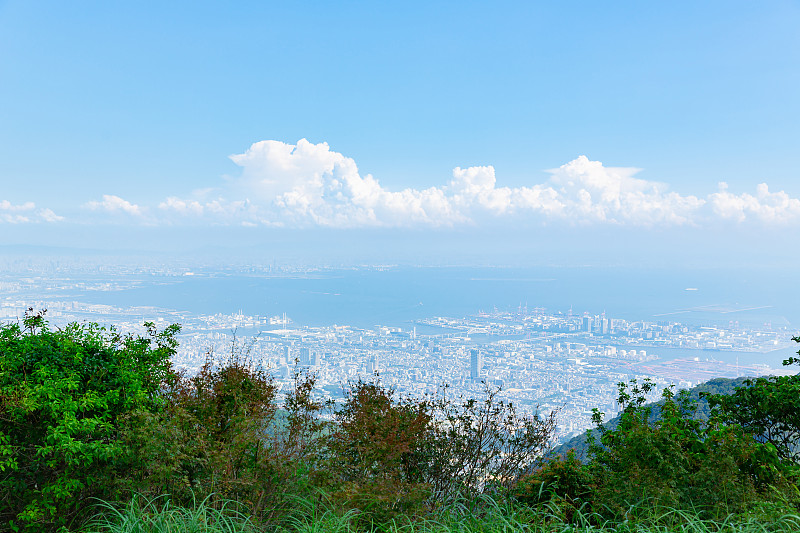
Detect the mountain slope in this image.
<box><xmin>550</xmin><ymin>376</ymin><xmax>751</xmax><ymax>462</ymax></box>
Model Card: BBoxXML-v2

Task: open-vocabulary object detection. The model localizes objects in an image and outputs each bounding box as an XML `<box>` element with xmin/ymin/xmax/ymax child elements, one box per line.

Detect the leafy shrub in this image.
<box><xmin>316</xmin><ymin>379</ymin><xmax>558</xmax><ymax>527</ymax></box>
<box><xmin>121</xmin><ymin>345</ymin><xmax>329</xmax><ymax>524</ymax></box>
<box><xmin>425</xmin><ymin>384</ymin><xmax>558</xmax><ymax>502</ymax></box>
<box><xmin>0</xmin><ymin>310</ymin><xmax>178</xmax><ymax>532</ymax></box>
<box><xmin>122</xmin><ymin>346</ymin><xmax>277</xmax><ymax>502</ymax></box>
<box><xmin>320</xmin><ymin>379</ymin><xmax>434</xmax><ymax>526</ymax></box>
<box><xmin>705</xmin><ymin>341</ymin><xmax>800</xmax><ymax>464</ymax></box>
<box><xmin>582</xmin><ymin>379</ymin><xmax>790</xmax><ymax>520</ymax></box>
<box><xmin>549</xmin><ymin>376</ymin><xmax>754</xmax><ymax>463</ymax></box>
<box><xmin>512</xmin><ymin>450</ymin><xmax>593</xmax><ymax>521</ymax></box>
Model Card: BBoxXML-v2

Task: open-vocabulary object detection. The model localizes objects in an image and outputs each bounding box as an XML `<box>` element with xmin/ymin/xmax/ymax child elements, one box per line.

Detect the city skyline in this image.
<box><xmin>2</xmin><ymin>265</ymin><xmax>794</xmax><ymax>441</ymax></box>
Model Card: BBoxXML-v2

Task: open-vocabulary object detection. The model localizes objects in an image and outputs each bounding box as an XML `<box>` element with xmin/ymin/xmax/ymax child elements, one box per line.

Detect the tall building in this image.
<box><xmin>299</xmin><ymin>347</ymin><xmax>311</xmax><ymax>366</ymax></box>
<box><xmin>281</xmin><ymin>344</ymin><xmax>291</xmax><ymax>365</ymax></box>
<box><xmin>366</xmin><ymin>354</ymin><xmax>379</xmax><ymax>374</ymax></box>
<box><xmin>582</xmin><ymin>316</ymin><xmax>593</xmax><ymax>333</ymax></box>
<box><xmin>470</xmin><ymin>348</ymin><xmax>483</xmax><ymax>380</ymax></box>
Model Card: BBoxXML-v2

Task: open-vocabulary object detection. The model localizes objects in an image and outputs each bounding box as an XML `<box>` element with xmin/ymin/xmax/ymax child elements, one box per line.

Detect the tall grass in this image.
<box><xmin>82</xmin><ymin>494</ymin><xmax>800</xmax><ymax>533</ymax></box>
<box><xmin>84</xmin><ymin>494</ymin><xmax>255</xmax><ymax>533</ymax></box>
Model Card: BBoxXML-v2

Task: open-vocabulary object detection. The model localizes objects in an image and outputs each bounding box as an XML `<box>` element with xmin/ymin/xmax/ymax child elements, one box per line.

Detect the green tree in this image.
<box><xmin>582</xmin><ymin>379</ymin><xmax>785</xmax><ymax>520</ymax></box>
<box><xmin>318</xmin><ymin>378</ymin><xmax>559</xmax><ymax>527</ymax></box>
<box><xmin>426</xmin><ymin>384</ymin><xmax>557</xmax><ymax>502</ymax></box>
<box><xmin>549</xmin><ymin>376</ymin><xmax>752</xmax><ymax>463</ymax></box>
<box><xmin>321</xmin><ymin>379</ymin><xmax>433</xmax><ymax>526</ymax></box>
<box><xmin>122</xmin><ymin>347</ymin><xmax>330</xmax><ymax>525</ymax></box>
<box><xmin>705</xmin><ymin>336</ymin><xmax>800</xmax><ymax>464</ymax></box>
<box><xmin>0</xmin><ymin>310</ymin><xmax>178</xmax><ymax>532</ymax></box>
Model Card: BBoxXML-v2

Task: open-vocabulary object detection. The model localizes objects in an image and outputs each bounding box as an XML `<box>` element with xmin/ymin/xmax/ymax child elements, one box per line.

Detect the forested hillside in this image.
<box><xmin>551</xmin><ymin>376</ymin><xmax>752</xmax><ymax>461</ymax></box>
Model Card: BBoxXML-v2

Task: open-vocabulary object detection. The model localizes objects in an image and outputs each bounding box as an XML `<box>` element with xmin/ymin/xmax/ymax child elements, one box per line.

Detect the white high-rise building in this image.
<box><xmin>470</xmin><ymin>348</ymin><xmax>483</xmax><ymax>380</ymax></box>
<box><xmin>299</xmin><ymin>347</ymin><xmax>311</xmax><ymax>365</ymax></box>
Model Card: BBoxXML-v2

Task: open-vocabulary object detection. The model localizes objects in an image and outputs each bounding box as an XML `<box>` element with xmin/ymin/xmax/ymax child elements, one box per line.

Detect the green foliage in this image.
<box><xmin>550</xmin><ymin>376</ymin><xmax>752</xmax><ymax>463</ymax></box>
<box><xmin>512</xmin><ymin>450</ymin><xmax>592</xmax><ymax>521</ymax></box>
<box><xmin>705</xmin><ymin>337</ymin><xmax>800</xmax><ymax>464</ymax></box>
<box><xmin>85</xmin><ymin>494</ymin><xmax>254</xmax><ymax>533</ymax></box>
<box><xmin>121</xmin><ymin>348</ymin><xmax>277</xmax><ymax>503</ymax></box>
<box><xmin>584</xmin><ymin>379</ymin><xmax>788</xmax><ymax>520</ymax></box>
<box><xmin>328</xmin><ymin>380</ymin><xmax>432</xmax><ymax>483</ymax></box>
<box><xmin>321</xmin><ymin>379</ymin><xmax>432</xmax><ymax>526</ymax></box>
<box><xmin>7</xmin><ymin>309</ymin><xmax>800</xmax><ymax>532</ymax></box>
<box><xmin>89</xmin><ymin>492</ymin><xmax>800</xmax><ymax>533</ymax></box>
<box><xmin>425</xmin><ymin>385</ymin><xmax>557</xmax><ymax>502</ymax></box>
<box><xmin>121</xmin><ymin>344</ymin><xmax>330</xmax><ymax>524</ymax></box>
<box><xmin>517</xmin><ymin>376</ymin><xmax>799</xmax><ymax>524</ymax></box>
<box><xmin>311</xmin><ymin>379</ymin><xmax>558</xmax><ymax>527</ymax></box>
<box><xmin>0</xmin><ymin>310</ymin><xmax>178</xmax><ymax>532</ymax></box>
<box><xmin>320</xmin><ymin>379</ymin><xmax>434</xmax><ymax>527</ymax></box>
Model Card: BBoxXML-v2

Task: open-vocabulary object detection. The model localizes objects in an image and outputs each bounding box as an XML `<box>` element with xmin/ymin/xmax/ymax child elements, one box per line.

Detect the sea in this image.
<box><xmin>78</xmin><ymin>266</ymin><xmax>796</xmax><ymax>326</ymax></box>
<box><xmin>68</xmin><ymin>265</ymin><xmax>800</xmax><ymax>369</ymax></box>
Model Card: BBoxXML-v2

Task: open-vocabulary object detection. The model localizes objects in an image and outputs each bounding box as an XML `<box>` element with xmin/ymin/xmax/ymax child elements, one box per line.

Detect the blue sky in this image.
<box><xmin>1</xmin><ymin>1</ymin><xmax>799</xmax><ymax>265</ymax></box>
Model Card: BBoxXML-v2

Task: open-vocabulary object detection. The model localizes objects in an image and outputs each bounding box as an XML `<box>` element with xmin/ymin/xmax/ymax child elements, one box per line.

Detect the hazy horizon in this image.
<box><xmin>2</xmin><ymin>1</ymin><xmax>800</xmax><ymax>271</ymax></box>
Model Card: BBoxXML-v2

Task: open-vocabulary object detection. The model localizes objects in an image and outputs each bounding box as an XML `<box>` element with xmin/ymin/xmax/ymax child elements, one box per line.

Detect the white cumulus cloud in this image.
<box><xmin>37</xmin><ymin>208</ymin><xmax>64</xmax><ymax>222</ymax></box>
<box><xmin>0</xmin><ymin>200</ymin><xmax>35</xmax><ymax>212</ymax></box>
<box><xmin>84</xmin><ymin>195</ymin><xmax>143</xmax><ymax>216</ymax></box>
<box><xmin>158</xmin><ymin>197</ymin><xmax>205</xmax><ymax>216</ymax></box>
<box><xmin>0</xmin><ymin>200</ymin><xmax>63</xmax><ymax>223</ymax></box>
<box><xmin>543</xmin><ymin>156</ymin><xmax>705</xmax><ymax>225</ymax></box>
<box><xmin>161</xmin><ymin>139</ymin><xmax>464</xmax><ymax>227</ymax></box>
<box><xmin>147</xmin><ymin>139</ymin><xmax>800</xmax><ymax>229</ymax></box>
<box><xmin>709</xmin><ymin>182</ymin><xmax>800</xmax><ymax>223</ymax></box>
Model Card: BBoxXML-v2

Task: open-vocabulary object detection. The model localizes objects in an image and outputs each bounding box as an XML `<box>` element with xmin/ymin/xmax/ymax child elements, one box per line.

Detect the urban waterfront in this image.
<box><xmin>2</xmin><ymin>260</ymin><xmax>797</xmax><ymax>443</ymax></box>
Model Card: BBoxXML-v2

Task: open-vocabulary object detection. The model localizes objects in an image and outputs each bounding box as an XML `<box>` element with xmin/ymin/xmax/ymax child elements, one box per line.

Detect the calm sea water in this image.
<box><xmin>61</xmin><ymin>265</ymin><xmax>799</xmax><ymax>369</ymax></box>
<box><xmin>79</xmin><ymin>266</ymin><xmax>800</xmax><ymax>330</ymax></box>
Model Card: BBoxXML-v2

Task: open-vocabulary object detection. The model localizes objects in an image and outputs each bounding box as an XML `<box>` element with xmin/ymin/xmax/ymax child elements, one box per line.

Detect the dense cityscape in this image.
<box><xmin>1</xmin><ymin>260</ymin><xmax>794</xmax><ymax>443</ymax></box>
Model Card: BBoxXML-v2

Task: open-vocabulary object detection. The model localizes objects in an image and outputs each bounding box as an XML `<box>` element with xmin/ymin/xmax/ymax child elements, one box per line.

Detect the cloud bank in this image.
<box><xmin>78</xmin><ymin>138</ymin><xmax>800</xmax><ymax>229</ymax></box>
<box><xmin>709</xmin><ymin>182</ymin><xmax>800</xmax><ymax>223</ymax></box>
<box><xmin>84</xmin><ymin>195</ymin><xmax>144</xmax><ymax>217</ymax></box>
<box><xmin>0</xmin><ymin>200</ymin><xmax>63</xmax><ymax>224</ymax></box>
